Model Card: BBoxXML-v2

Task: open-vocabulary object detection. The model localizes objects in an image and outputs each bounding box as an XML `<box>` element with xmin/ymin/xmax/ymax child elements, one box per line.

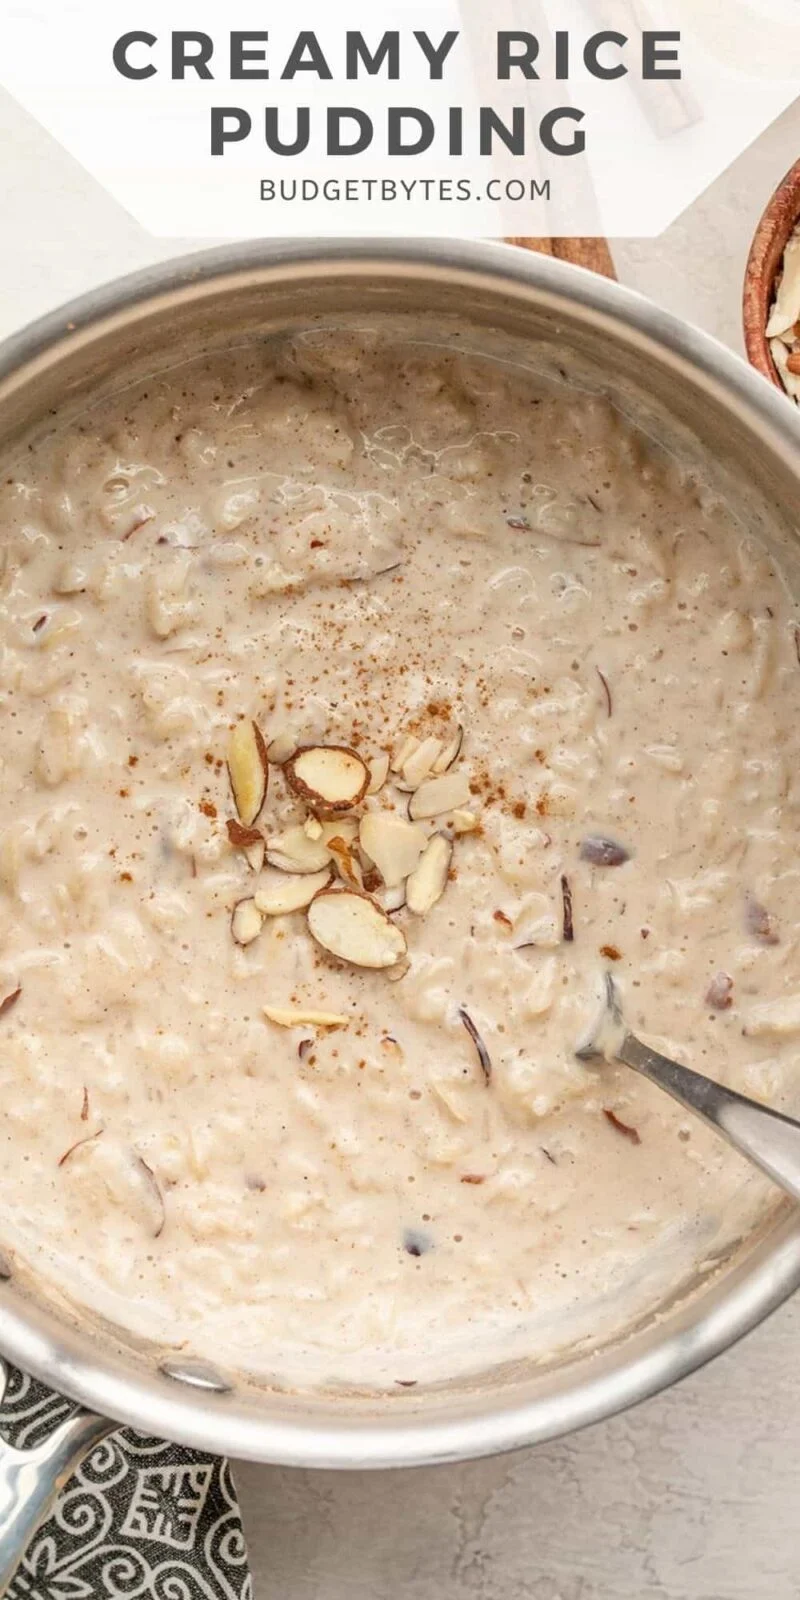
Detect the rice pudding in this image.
<box><xmin>0</xmin><ymin>328</ymin><xmax>798</xmax><ymax>1388</ymax></box>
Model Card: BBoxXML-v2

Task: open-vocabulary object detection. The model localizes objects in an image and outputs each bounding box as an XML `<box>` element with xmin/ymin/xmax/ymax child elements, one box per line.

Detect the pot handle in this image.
<box><xmin>0</xmin><ymin>1386</ymin><xmax>111</xmax><ymax>1597</ymax></box>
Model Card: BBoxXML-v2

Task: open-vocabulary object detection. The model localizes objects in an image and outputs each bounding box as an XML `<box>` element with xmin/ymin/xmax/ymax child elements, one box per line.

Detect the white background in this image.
<box><xmin>2</xmin><ymin>79</ymin><xmax>800</xmax><ymax>1599</ymax></box>
<box><xmin>2</xmin><ymin>0</ymin><xmax>800</xmax><ymax>238</ymax></box>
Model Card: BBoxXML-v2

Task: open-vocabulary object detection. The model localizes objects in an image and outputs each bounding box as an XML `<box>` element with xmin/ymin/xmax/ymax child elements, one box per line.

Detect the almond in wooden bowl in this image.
<box><xmin>743</xmin><ymin>157</ymin><xmax>800</xmax><ymax>398</ymax></box>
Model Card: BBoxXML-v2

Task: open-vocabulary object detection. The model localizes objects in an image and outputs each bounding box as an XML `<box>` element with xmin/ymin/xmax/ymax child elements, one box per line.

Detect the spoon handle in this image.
<box><xmin>618</xmin><ymin>1031</ymin><xmax>800</xmax><ymax>1204</ymax></box>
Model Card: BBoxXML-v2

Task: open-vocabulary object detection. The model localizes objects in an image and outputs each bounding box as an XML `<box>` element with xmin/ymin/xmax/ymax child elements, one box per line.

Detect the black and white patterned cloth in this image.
<box><xmin>0</xmin><ymin>1365</ymin><xmax>251</xmax><ymax>1599</ymax></box>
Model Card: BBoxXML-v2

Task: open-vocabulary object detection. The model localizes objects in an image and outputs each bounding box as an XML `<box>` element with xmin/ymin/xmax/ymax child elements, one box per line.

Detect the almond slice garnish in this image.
<box><xmin>376</xmin><ymin>882</ymin><xmax>407</xmax><ymax>914</ymax></box>
<box><xmin>244</xmin><ymin>839</ymin><xmax>266</xmax><ymax>873</ymax></box>
<box><xmin>433</xmin><ymin>725</ymin><xmax>464</xmax><ymax>773</ymax></box>
<box><xmin>408</xmin><ymin>771</ymin><xmax>472</xmax><ymax>820</ymax></box>
<box><xmin>266</xmin><ymin>819</ymin><xmax>357</xmax><ymax>875</ymax></box>
<box><xmin>266</xmin><ymin>729</ymin><xmax>298</xmax><ymax>764</ymax></box>
<box><xmin>255</xmin><ymin>868</ymin><xmax>332</xmax><ymax>916</ymax></box>
<box><xmin>231</xmin><ymin>897</ymin><xmax>265</xmax><ymax>946</ymax></box>
<box><xmin>227</xmin><ymin>819</ymin><xmax>262</xmax><ymax>849</ymax></box>
<box><xmin>307</xmin><ymin>887</ymin><xmax>408</xmax><ymax>969</ymax></box>
<box><xmin>391</xmin><ymin>733</ymin><xmax>419</xmax><ymax>772</ymax></box>
<box><xmin>359</xmin><ymin>812</ymin><xmax>427</xmax><ymax>888</ymax></box>
<box><xmin>452</xmin><ymin>809</ymin><xmax>479</xmax><ymax>835</ymax></box>
<box><xmin>227</xmin><ymin>720</ymin><xmax>269</xmax><ymax>827</ymax></box>
<box><xmin>263</xmin><ymin>1004</ymin><xmax>349</xmax><ymax>1028</ymax></box>
<box><xmin>366</xmin><ymin>751</ymin><xmax>391</xmax><ymax>794</ymax></box>
<box><xmin>267</xmin><ymin>828</ymin><xmax>330</xmax><ymax>874</ymax></box>
<box><xmin>385</xmin><ymin>956</ymin><xmax>411</xmax><ymax>983</ymax></box>
<box><xmin>406</xmin><ymin>833</ymin><xmax>453</xmax><ymax>915</ymax></box>
<box><xmin>401</xmin><ymin>736</ymin><xmax>442</xmax><ymax>788</ymax></box>
<box><xmin>226</xmin><ymin>818</ymin><xmax>265</xmax><ymax>873</ymax></box>
<box><xmin>321</xmin><ymin>819</ymin><xmax>359</xmax><ymax>852</ymax></box>
<box><xmin>285</xmin><ymin>745</ymin><xmax>369</xmax><ymax>814</ymax></box>
<box><xmin>327</xmin><ymin>834</ymin><xmax>364</xmax><ymax>889</ymax></box>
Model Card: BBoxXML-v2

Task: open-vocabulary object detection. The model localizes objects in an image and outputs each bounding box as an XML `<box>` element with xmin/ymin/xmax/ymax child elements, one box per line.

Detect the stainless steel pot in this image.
<box><xmin>2</xmin><ymin>238</ymin><xmax>800</xmax><ymax>1589</ymax></box>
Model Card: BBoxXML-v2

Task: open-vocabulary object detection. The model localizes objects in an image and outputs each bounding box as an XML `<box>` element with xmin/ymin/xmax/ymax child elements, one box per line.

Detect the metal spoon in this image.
<box><xmin>576</xmin><ymin>973</ymin><xmax>800</xmax><ymax>1203</ymax></box>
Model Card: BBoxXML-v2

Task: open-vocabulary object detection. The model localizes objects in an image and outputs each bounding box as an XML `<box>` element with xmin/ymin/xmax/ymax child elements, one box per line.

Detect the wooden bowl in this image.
<box><xmin>743</xmin><ymin>158</ymin><xmax>800</xmax><ymax>389</ymax></box>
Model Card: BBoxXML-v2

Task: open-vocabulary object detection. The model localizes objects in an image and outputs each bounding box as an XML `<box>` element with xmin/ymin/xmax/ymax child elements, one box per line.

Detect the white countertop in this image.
<box><xmin>3</xmin><ymin>82</ymin><xmax>800</xmax><ymax>1599</ymax></box>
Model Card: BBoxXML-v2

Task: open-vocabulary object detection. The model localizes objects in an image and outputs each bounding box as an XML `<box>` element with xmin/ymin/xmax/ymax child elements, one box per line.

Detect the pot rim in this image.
<box><xmin>2</xmin><ymin>236</ymin><xmax>800</xmax><ymax>1469</ymax></box>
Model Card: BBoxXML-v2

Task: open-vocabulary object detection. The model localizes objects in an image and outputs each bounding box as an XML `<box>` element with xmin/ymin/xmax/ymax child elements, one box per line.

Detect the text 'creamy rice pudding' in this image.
<box><xmin>0</xmin><ymin>329</ymin><xmax>798</xmax><ymax>1388</ymax></box>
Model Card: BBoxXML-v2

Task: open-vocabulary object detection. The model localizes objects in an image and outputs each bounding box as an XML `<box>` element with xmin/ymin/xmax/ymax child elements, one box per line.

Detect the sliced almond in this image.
<box><xmin>386</xmin><ymin>956</ymin><xmax>411</xmax><ymax>983</ymax></box>
<box><xmin>226</xmin><ymin>818</ymin><xmax>265</xmax><ymax>873</ymax></box>
<box><xmin>244</xmin><ymin>838</ymin><xmax>266</xmax><ymax>873</ymax></box>
<box><xmin>452</xmin><ymin>809</ymin><xmax>479</xmax><ymax>835</ymax></box>
<box><xmin>267</xmin><ymin>826</ymin><xmax>331</xmax><ymax>874</ymax></box>
<box><xmin>391</xmin><ymin>733</ymin><xmax>420</xmax><ymax>772</ymax></box>
<box><xmin>408</xmin><ymin>771</ymin><xmax>472</xmax><ymax>820</ymax></box>
<box><xmin>327</xmin><ymin>819</ymin><xmax>360</xmax><ymax>850</ymax></box>
<box><xmin>266</xmin><ymin>819</ymin><xmax>357</xmax><ymax>875</ymax></box>
<box><xmin>367</xmin><ymin>751</ymin><xmax>391</xmax><ymax>794</ymax></box>
<box><xmin>406</xmin><ymin>834</ymin><xmax>453</xmax><ymax>916</ymax></box>
<box><xmin>255</xmin><ymin>868</ymin><xmax>332</xmax><ymax>916</ymax></box>
<box><xmin>433</xmin><ymin>725</ymin><xmax>464</xmax><ymax>773</ymax></box>
<box><xmin>263</xmin><ymin>1004</ymin><xmax>349</xmax><ymax>1029</ymax></box>
<box><xmin>227</xmin><ymin>818</ymin><xmax>262</xmax><ymax>849</ymax></box>
<box><xmin>376</xmin><ymin>882</ymin><xmax>407</xmax><ymax>914</ymax></box>
<box><xmin>359</xmin><ymin>812</ymin><xmax>428</xmax><ymax>888</ymax></box>
<box><xmin>231</xmin><ymin>897</ymin><xmax>265</xmax><ymax>946</ymax></box>
<box><xmin>322</xmin><ymin>819</ymin><xmax>359</xmax><ymax>852</ymax></box>
<box><xmin>307</xmin><ymin>888</ymin><xmax>407</xmax><ymax>969</ymax></box>
<box><xmin>285</xmin><ymin>745</ymin><xmax>369</xmax><ymax>814</ymax></box>
<box><xmin>402</xmin><ymin>736</ymin><xmax>442</xmax><ymax>788</ymax></box>
<box><xmin>266</xmin><ymin>729</ymin><xmax>298</xmax><ymax>765</ymax></box>
<box><xmin>327</xmin><ymin>834</ymin><xmax>364</xmax><ymax>889</ymax></box>
<box><xmin>304</xmin><ymin>815</ymin><xmax>324</xmax><ymax>841</ymax></box>
<box><xmin>227</xmin><ymin>721</ymin><xmax>269</xmax><ymax>827</ymax></box>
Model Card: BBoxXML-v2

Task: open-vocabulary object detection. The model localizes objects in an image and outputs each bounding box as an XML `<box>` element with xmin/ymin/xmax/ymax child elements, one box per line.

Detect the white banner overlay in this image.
<box><xmin>1</xmin><ymin>0</ymin><xmax>799</xmax><ymax>238</ymax></box>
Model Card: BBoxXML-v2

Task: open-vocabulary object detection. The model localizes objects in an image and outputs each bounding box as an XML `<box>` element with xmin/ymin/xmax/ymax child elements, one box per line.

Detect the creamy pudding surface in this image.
<box><xmin>0</xmin><ymin>328</ymin><xmax>798</xmax><ymax>1389</ymax></box>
